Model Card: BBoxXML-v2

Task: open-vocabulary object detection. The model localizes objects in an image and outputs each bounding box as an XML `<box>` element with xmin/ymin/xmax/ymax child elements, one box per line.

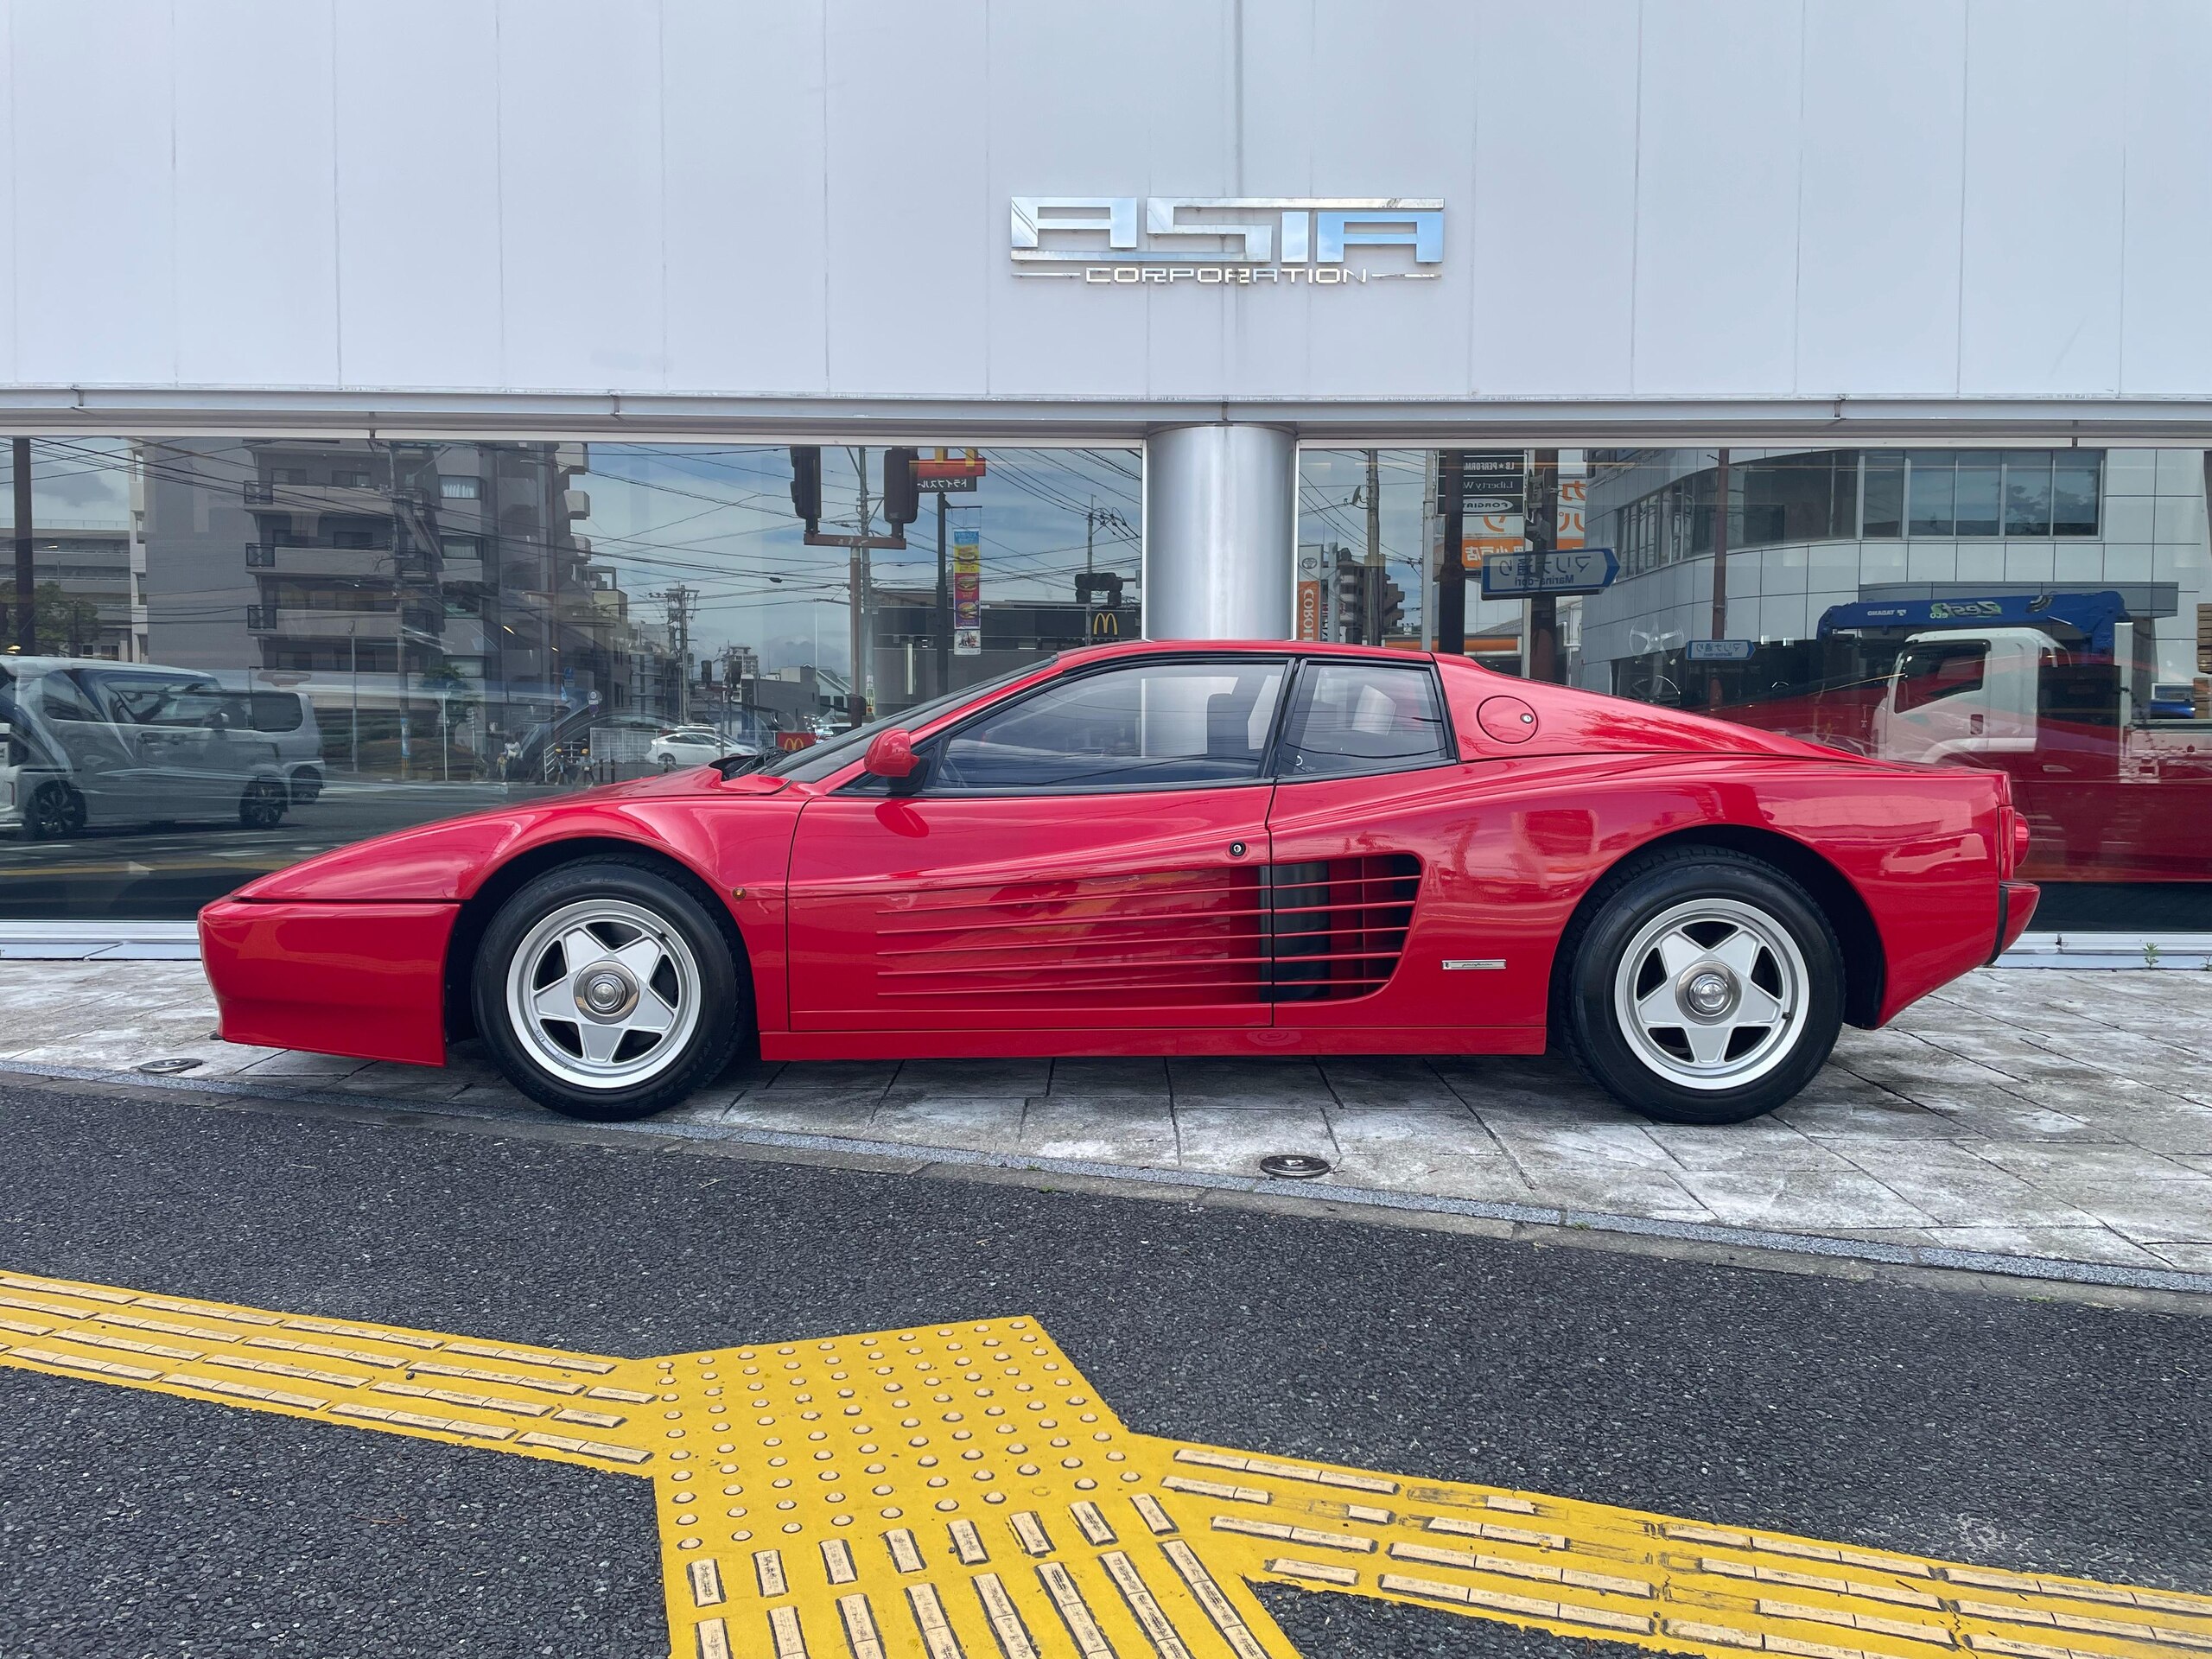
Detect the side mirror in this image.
<box><xmin>862</xmin><ymin>728</ymin><xmax>919</xmax><ymax>779</ymax></box>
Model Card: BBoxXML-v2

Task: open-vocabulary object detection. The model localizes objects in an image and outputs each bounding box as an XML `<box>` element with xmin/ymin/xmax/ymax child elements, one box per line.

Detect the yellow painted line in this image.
<box><xmin>2</xmin><ymin>1268</ymin><xmax>2207</xmax><ymax>1659</ymax></box>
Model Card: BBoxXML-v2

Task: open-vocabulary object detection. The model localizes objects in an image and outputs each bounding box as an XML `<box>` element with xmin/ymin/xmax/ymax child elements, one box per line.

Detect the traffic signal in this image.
<box><xmin>1376</xmin><ymin>575</ymin><xmax>1406</xmax><ymax>639</ymax></box>
<box><xmin>789</xmin><ymin>446</ymin><xmax>821</xmax><ymax>531</ymax></box>
<box><xmin>1334</xmin><ymin>559</ymin><xmax>1367</xmax><ymax>645</ymax></box>
<box><xmin>1073</xmin><ymin>572</ymin><xmax>1124</xmax><ymax>609</ymax></box>
<box><xmin>881</xmin><ymin>448</ymin><xmax>920</xmax><ymax>528</ymax></box>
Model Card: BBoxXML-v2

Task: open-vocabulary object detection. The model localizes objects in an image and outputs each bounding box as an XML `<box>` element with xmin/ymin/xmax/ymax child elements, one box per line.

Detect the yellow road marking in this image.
<box><xmin>1</xmin><ymin>1268</ymin><xmax>2206</xmax><ymax>1659</ymax></box>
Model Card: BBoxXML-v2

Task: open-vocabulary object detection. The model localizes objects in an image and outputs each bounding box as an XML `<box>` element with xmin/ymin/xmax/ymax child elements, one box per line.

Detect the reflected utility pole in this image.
<box><xmin>1526</xmin><ymin>449</ymin><xmax>1560</xmax><ymax>682</ymax></box>
<box><xmin>13</xmin><ymin>437</ymin><xmax>33</xmax><ymax>653</ymax></box>
<box><xmin>1363</xmin><ymin>450</ymin><xmax>1382</xmax><ymax>646</ymax></box>
<box><xmin>1708</xmin><ymin>448</ymin><xmax>1732</xmax><ymax>709</ymax></box>
<box><xmin>847</xmin><ymin>448</ymin><xmax>871</xmax><ymax>725</ymax></box>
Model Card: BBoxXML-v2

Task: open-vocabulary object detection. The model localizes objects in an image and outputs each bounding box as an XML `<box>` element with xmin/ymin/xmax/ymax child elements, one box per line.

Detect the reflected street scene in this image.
<box><xmin>0</xmin><ymin>440</ymin><xmax>1140</xmax><ymax>917</ymax></box>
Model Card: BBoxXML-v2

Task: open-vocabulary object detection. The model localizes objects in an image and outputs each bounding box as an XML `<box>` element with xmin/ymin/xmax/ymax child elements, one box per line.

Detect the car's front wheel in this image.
<box><xmin>1559</xmin><ymin>849</ymin><xmax>1842</xmax><ymax>1125</ymax></box>
<box><xmin>473</xmin><ymin>859</ymin><xmax>747</xmax><ymax>1121</ymax></box>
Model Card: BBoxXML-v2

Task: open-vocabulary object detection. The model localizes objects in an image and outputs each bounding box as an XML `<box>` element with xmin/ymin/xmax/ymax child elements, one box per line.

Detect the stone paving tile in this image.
<box><xmin>883</xmin><ymin>1058</ymin><xmax>1051</xmax><ymax>1101</ymax></box>
<box><xmin>232</xmin><ymin>1050</ymin><xmax>381</xmax><ymax>1079</ymax></box>
<box><xmin>1968</xmin><ymin>1141</ymin><xmax>2204</xmax><ymax>1186</ymax></box>
<box><xmin>864</xmin><ymin>1097</ymin><xmax>1028</xmax><ymax>1154</ymax></box>
<box><xmin>2144</xmin><ymin>1241</ymin><xmax>2212</xmax><ymax>1272</ymax></box>
<box><xmin>1669</xmin><ymin>1169</ymin><xmax>1939</xmax><ymax>1231</ymax></box>
<box><xmin>1511</xmin><ymin>1166</ymin><xmax>1713</xmax><ymax>1222</ymax></box>
<box><xmin>1471</xmin><ymin>1115</ymin><xmax>1675</xmax><ymax>1171</ymax></box>
<box><xmin>1323</xmin><ymin>1108</ymin><xmax>1486</xmax><ymax>1149</ymax></box>
<box><xmin>1169</xmin><ymin>1104</ymin><xmax>1336</xmax><ymax>1176</ymax></box>
<box><xmin>1165</xmin><ymin>1057</ymin><xmax>1333</xmax><ymax>1107</ymax></box>
<box><xmin>2050</xmin><ymin>1181</ymin><xmax>2212</xmax><ymax>1245</ymax></box>
<box><xmin>1639</xmin><ymin>1121</ymin><xmax>1853</xmax><ymax>1173</ymax></box>
<box><xmin>1046</xmin><ymin>1057</ymin><xmax>1170</xmax><ymax>1100</ymax></box>
<box><xmin>713</xmin><ymin>1091</ymin><xmax>887</xmax><ymax>1137</ymax></box>
<box><xmin>758</xmin><ymin>1060</ymin><xmax>899</xmax><ymax>1095</ymax></box>
<box><xmin>1325</xmin><ymin>1149</ymin><xmax>1537</xmax><ymax>1205</ymax></box>
<box><xmin>1318</xmin><ymin>1058</ymin><xmax>1462</xmax><ymax>1111</ymax></box>
<box><xmin>1018</xmin><ymin>1096</ymin><xmax>1178</xmax><ymax>1163</ymax></box>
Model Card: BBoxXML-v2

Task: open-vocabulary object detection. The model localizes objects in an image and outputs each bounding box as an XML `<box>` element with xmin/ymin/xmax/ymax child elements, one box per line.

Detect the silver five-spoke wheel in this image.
<box><xmin>504</xmin><ymin>899</ymin><xmax>702</xmax><ymax>1090</ymax></box>
<box><xmin>1611</xmin><ymin>897</ymin><xmax>1807</xmax><ymax>1091</ymax></box>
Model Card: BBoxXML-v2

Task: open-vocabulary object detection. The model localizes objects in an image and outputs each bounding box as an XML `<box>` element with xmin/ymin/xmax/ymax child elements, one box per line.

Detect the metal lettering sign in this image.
<box><xmin>1686</xmin><ymin>639</ymin><xmax>1756</xmax><ymax>662</ymax></box>
<box><xmin>1481</xmin><ymin>547</ymin><xmax>1620</xmax><ymax>597</ymax></box>
<box><xmin>1013</xmin><ymin>196</ymin><xmax>1442</xmax><ymax>285</ymax></box>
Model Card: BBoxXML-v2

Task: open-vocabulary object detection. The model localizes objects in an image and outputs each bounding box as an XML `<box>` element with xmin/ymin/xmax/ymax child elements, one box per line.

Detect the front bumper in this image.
<box><xmin>200</xmin><ymin>898</ymin><xmax>459</xmax><ymax>1065</ymax></box>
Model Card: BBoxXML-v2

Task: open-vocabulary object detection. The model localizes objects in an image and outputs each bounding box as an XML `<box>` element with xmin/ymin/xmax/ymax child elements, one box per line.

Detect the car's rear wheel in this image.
<box><xmin>239</xmin><ymin>777</ymin><xmax>289</xmax><ymax>830</ymax></box>
<box><xmin>21</xmin><ymin>780</ymin><xmax>86</xmax><ymax>841</ymax></box>
<box><xmin>474</xmin><ymin>859</ymin><xmax>746</xmax><ymax>1121</ymax></box>
<box><xmin>1558</xmin><ymin>849</ymin><xmax>1842</xmax><ymax>1125</ymax></box>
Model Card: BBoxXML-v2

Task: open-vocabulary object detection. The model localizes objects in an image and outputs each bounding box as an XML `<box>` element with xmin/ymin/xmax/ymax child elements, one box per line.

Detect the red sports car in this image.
<box><xmin>200</xmin><ymin>642</ymin><xmax>2037</xmax><ymax>1127</ymax></box>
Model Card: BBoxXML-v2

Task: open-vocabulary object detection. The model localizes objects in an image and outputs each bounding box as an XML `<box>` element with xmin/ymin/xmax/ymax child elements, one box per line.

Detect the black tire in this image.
<box><xmin>1556</xmin><ymin>848</ymin><xmax>1843</xmax><ymax>1126</ymax></box>
<box><xmin>238</xmin><ymin>777</ymin><xmax>289</xmax><ymax>830</ymax></box>
<box><xmin>290</xmin><ymin>766</ymin><xmax>323</xmax><ymax>805</ymax></box>
<box><xmin>472</xmin><ymin>858</ymin><xmax>748</xmax><ymax>1122</ymax></box>
<box><xmin>20</xmin><ymin>780</ymin><xmax>86</xmax><ymax>841</ymax></box>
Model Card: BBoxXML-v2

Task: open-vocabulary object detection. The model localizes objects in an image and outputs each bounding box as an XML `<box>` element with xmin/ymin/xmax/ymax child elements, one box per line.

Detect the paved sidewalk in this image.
<box><xmin>6</xmin><ymin>960</ymin><xmax>2212</xmax><ymax>1276</ymax></box>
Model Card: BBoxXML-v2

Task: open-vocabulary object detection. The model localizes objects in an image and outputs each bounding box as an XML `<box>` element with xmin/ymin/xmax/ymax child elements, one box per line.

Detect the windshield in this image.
<box><xmin>763</xmin><ymin>658</ymin><xmax>1058</xmax><ymax>782</ymax></box>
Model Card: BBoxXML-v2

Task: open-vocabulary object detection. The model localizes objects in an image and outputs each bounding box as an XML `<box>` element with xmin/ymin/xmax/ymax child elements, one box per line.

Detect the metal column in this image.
<box><xmin>1141</xmin><ymin>423</ymin><xmax>1296</xmax><ymax>641</ymax></box>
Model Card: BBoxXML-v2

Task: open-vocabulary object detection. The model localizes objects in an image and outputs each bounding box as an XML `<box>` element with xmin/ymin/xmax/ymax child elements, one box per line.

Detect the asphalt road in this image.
<box><xmin>1</xmin><ymin>1079</ymin><xmax>2209</xmax><ymax>1659</ymax></box>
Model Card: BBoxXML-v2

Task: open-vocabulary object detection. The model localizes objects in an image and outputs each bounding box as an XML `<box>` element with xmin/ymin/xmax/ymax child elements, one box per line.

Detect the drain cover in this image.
<box><xmin>1259</xmin><ymin>1153</ymin><xmax>1332</xmax><ymax>1180</ymax></box>
<box><xmin>135</xmin><ymin>1057</ymin><xmax>204</xmax><ymax>1075</ymax></box>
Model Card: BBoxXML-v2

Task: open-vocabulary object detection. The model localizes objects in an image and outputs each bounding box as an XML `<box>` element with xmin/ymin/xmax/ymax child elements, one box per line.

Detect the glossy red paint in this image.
<box><xmin>197</xmin><ymin>641</ymin><xmax>2021</xmax><ymax>1072</ymax></box>
<box><xmin>200</xmin><ymin>899</ymin><xmax>455</xmax><ymax>1065</ymax></box>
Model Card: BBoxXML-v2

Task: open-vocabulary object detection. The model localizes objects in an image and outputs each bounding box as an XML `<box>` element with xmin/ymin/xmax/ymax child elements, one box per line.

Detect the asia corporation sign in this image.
<box><xmin>1011</xmin><ymin>197</ymin><xmax>1442</xmax><ymax>287</ymax></box>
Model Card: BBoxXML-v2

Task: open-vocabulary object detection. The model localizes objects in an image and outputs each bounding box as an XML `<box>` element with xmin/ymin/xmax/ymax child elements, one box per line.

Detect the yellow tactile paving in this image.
<box><xmin>1</xmin><ymin>1267</ymin><xmax>2207</xmax><ymax>1659</ymax></box>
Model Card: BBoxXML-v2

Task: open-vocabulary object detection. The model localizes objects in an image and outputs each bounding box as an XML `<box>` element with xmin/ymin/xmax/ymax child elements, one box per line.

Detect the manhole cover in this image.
<box><xmin>1259</xmin><ymin>1153</ymin><xmax>1332</xmax><ymax>1180</ymax></box>
<box><xmin>135</xmin><ymin>1058</ymin><xmax>204</xmax><ymax>1075</ymax></box>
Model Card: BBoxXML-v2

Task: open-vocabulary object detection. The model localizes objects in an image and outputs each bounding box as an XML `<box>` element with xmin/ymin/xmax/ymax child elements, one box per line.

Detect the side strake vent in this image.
<box><xmin>1268</xmin><ymin>855</ymin><xmax>1422</xmax><ymax>1003</ymax></box>
<box><xmin>874</xmin><ymin>868</ymin><xmax>1270</xmax><ymax>1008</ymax></box>
<box><xmin>870</xmin><ymin>855</ymin><xmax>1421</xmax><ymax>1009</ymax></box>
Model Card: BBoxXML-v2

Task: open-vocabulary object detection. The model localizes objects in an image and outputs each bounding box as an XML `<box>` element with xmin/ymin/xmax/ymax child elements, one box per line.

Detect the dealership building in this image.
<box><xmin>0</xmin><ymin>0</ymin><xmax>2208</xmax><ymax>931</ymax></box>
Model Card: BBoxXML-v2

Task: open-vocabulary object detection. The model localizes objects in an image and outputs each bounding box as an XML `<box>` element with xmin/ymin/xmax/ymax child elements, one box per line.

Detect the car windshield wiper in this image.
<box><xmin>712</xmin><ymin>753</ymin><xmax>770</xmax><ymax>779</ymax></box>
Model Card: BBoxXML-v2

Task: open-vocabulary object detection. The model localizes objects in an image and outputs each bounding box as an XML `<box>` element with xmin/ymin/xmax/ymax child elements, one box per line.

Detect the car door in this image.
<box><xmin>31</xmin><ymin>669</ymin><xmax>146</xmax><ymax>825</ymax></box>
<box><xmin>786</xmin><ymin>656</ymin><xmax>1287</xmax><ymax>1033</ymax></box>
<box><xmin>1262</xmin><ymin>656</ymin><xmax>1465</xmax><ymax>1027</ymax></box>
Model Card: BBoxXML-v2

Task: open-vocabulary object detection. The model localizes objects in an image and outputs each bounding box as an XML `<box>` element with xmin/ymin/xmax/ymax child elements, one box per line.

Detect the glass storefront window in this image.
<box><xmin>0</xmin><ymin>440</ymin><xmax>1140</xmax><ymax>919</ymax></box>
<box><xmin>1300</xmin><ymin>443</ymin><xmax>2212</xmax><ymax>931</ymax></box>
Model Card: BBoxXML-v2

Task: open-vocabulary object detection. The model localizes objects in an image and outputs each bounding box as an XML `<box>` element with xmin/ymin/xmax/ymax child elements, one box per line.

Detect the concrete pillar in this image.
<box><xmin>1142</xmin><ymin>423</ymin><xmax>1296</xmax><ymax>640</ymax></box>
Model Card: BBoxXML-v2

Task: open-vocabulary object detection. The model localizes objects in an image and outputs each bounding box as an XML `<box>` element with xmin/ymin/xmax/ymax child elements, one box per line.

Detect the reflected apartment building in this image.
<box><xmin>135</xmin><ymin>439</ymin><xmax>679</xmax><ymax>776</ymax></box>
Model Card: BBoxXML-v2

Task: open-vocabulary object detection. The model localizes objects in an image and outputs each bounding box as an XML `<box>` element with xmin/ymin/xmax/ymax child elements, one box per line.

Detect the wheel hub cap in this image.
<box><xmin>1681</xmin><ymin>967</ymin><xmax>1738</xmax><ymax>1020</ymax></box>
<box><xmin>575</xmin><ymin>964</ymin><xmax>639</xmax><ymax>1020</ymax></box>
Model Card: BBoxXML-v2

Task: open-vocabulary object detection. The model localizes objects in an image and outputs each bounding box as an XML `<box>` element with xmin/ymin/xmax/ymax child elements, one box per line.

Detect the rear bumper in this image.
<box><xmin>199</xmin><ymin>898</ymin><xmax>457</xmax><ymax>1065</ymax></box>
<box><xmin>1991</xmin><ymin>881</ymin><xmax>2041</xmax><ymax>964</ymax></box>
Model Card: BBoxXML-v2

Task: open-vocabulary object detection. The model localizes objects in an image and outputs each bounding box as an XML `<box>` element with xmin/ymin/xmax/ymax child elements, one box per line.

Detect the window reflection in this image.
<box><xmin>0</xmin><ymin>440</ymin><xmax>1140</xmax><ymax>918</ymax></box>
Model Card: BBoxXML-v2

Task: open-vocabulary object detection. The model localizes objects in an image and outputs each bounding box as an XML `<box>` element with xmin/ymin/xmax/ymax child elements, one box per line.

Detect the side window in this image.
<box><xmin>1275</xmin><ymin>662</ymin><xmax>1451</xmax><ymax>780</ymax></box>
<box><xmin>1893</xmin><ymin>644</ymin><xmax>1987</xmax><ymax>713</ymax></box>
<box><xmin>38</xmin><ymin>671</ymin><xmax>107</xmax><ymax>724</ymax></box>
<box><xmin>931</xmin><ymin>659</ymin><xmax>1286</xmax><ymax>793</ymax></box>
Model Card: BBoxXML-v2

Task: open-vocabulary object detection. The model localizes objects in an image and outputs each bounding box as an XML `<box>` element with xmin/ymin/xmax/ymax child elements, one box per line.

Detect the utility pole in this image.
<box><xmin>936</xmin><ymin>487</ymin><xmax>950</xmax><ymax>696</ymax></box>
<box><xmin>1707</xmin><ymin>448</ymin><xmax>1732</xmax><ymax>709</ymax></box>
<box><xmin>1363</xmin><ymin>450</ymin><xmax>1382</xmax><ymax>645</ymax></box>
<box><xmin>12</xmin><ymin>437</ymin><xmax>34</xmax><ymax>653</ymax></box>
<box><xmin>1526</xmin><ymin>449</ymin><xmax>1560</xmax><ymax>683</ymax></box>
<box><xmin>658</xmin><ymin>583</ymin><xmax>696</xmax><ymax>725</ymax></box>
<box><xmin>847</xmin><ymin>448</ymin><xmax>871</xmax><ymax>726</ymax></box>
<box><xmin>1437</xmin><ymin>451</ymin><xmax>1466</xmax><ymax>656</ymax></box>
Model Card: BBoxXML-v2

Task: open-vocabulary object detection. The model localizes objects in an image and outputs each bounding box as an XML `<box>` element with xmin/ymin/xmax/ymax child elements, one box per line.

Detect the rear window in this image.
<box><xmin>249</xmin><ymin>691</ymin><xmax>304</xmax><ymax>733</ymax></box>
